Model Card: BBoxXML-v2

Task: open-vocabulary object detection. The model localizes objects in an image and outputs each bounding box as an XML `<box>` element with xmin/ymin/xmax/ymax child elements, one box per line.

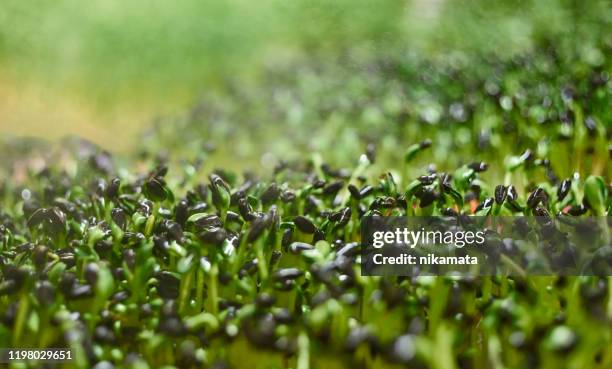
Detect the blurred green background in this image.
<box><xmin>0</xmin><ymin>0</ymin><xmax>609</xmax><ymax>150</ymax></box>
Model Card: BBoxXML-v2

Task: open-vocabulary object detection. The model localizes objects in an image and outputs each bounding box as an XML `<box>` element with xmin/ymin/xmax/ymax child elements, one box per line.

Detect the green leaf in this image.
<box><xmin>405</xmin><ymin>179</ymin><xmax>423</xmax><ymax>199</ymax></box>
<box><xmin>584</xmin><ymin>175</ymin><xmax>607</xmax><ymax>216</ymax></box>
<box><xmin>187</xmin><ymin>213</ymin><xmax>210</xmax><ymax>223</ymax></box>
<box><xmin>504</xmin><ymin>149</ymin><xmax>532</xmax><ymax>172</ymax></box>
<box><xmin>48</xmin><ymin>262</ymin><xmax>67</xmax><ymax>284</ymax></box>
<box><xmin>443</xmin><ymin>184</ymin><xmax>464</xmax><ymax>207</ymax></box>
<box><xmin>95</xmin><ymin>264</ymin><xmax>115</xmax><ymax>300</ymax></box>
<box><xmin>404</xmin><ymin>140</ymin><xmax>431</xmax><ymax>163</ymax></box>
<box><xmin>453</xmin><ymin>166</ymin><xmax>475</xmax><ymax>191</ymax></box>
<box><xmin>404</xmin><ymin>143</ymin><xmax>421</xmax><ymax>163</ymax></box>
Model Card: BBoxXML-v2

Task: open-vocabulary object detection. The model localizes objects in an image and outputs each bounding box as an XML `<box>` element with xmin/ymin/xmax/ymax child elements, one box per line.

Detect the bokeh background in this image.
<box><xmin>0</xmin><ymin>2</ymin><xmax>610</xmax><ymax>368</ymax></box>
<box><xmin>1</xmin><ymin>0</ymin><xmax>608</xmax><ymax>155</ymax></box>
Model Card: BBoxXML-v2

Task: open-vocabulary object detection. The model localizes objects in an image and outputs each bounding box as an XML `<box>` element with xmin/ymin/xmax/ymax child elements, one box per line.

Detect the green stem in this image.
<box><xmin>297</xmin><ymin>332</ymin><xmax>310</xmax><ymax>369</ymax></box>
<box><xmin>207</xmin><ymin>264</ymin><xmax>219</xmax><ymax>316</ymax></box>
<box><xmin>179</xmin><ymin>268</ymin><xmax>194</xmax><ymax>314</ymax></box>
<box><xmin>13</xmin><ymin>292</ymin><xmax>29</xmax><ymax>346</ymax></box>
<box><xmin>256</xmin><ymin>240</ymin><xmax>268</xmax><ymax>284</ymax></box>
<box><xmin>144</xmin><ymin>215</ymin><xmax>155</xmax><ymax>237</ymax></box>
<box><xmin>196</xmin><ymin>268</ymin><xmax>205</xmax><ymax>312</ymax></box>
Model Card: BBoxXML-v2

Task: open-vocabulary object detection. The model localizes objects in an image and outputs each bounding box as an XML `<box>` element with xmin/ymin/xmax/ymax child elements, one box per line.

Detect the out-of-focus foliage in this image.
<box><xmin>0</xmin><ymin>0</ymin><xmax>609</xmax><ymax>103</ymax></box>
<box><xmin>0</xmin><ymin>1</ymin><xmax>610</xmax><ymax>368</ymax></box>
<box><xmin>143</xmin><ymin>46</ymin><xmax>610</xmax><ymax>184</ymax></box>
